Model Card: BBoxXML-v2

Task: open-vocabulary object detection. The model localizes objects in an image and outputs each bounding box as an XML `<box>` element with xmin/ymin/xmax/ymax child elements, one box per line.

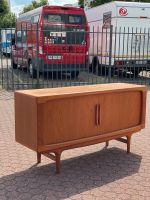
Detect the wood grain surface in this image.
<box><xmin>15</xmin><ymin>83</ymin><xmax>147</xmax><ymax>173</ymax></box>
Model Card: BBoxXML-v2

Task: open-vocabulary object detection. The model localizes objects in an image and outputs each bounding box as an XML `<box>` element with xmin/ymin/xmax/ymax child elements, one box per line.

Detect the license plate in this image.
<box><xmin>48</xmin><ymin>55</ymin><xmax>62</xmax><ymax>60</ymax></box>
<box><xmin>136</xmin><ymin>60</ymin><xmax>147</xmax><ymax>64</ymax></box>
<box><xmin>50</xmin><ymin>32</ymin><xmax>66</xmax><ymax>37</ymax></box>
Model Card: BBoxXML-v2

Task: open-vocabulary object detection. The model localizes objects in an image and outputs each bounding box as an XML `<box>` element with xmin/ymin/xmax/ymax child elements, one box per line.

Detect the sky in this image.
<box><xmin>10</xmin><ymin>0</ymin><xmax>78</xmax><ymax>16</ymax></box>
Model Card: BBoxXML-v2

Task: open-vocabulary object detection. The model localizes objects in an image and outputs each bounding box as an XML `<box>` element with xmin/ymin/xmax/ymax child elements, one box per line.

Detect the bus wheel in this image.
<box><xmin>28</xmin><ymin>60</ymin><xmax>37</xmax><ymax>79</ymax></box>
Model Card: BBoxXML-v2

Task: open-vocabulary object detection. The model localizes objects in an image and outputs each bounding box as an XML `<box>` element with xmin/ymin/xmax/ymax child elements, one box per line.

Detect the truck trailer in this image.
<box><xmin>0</xmin><ymin>29</ymin><xmax>15</xmax><ymax>56</ymax></box>
<box><xmin>86</xmin><ymin>1</ymin><xmax>150</xmax><ymax>75</ymax></box>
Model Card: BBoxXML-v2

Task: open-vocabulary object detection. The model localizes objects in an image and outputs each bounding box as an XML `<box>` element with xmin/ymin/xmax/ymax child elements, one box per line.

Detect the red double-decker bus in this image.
<box><xmin>12</xmin><ymin>5</ymin><xmax>89</xmax><ymax>78</ymax></box>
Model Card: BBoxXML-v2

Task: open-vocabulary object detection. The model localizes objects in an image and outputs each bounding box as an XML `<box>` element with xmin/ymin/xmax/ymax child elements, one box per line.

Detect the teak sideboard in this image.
<box><xmin>15</xmin><ymin>83</ymin><xmax>147</xmax><ymax>173</ymax></box>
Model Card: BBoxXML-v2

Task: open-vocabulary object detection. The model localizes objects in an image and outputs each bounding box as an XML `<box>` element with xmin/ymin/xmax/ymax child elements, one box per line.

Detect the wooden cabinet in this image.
<box><xmin>15</xmin><ymin>83</ymin><xmax>147</xmax><ymax>173</ymax></box>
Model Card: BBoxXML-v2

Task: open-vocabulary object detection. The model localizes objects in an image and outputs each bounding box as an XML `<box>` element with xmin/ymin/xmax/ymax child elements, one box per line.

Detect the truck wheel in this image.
<box><xmin>131</xmin><ymin>69</ymin><xmax>140</xmax><ymax>77</ymax></box>
<box><xmin>71</xmin><ymin>71</ymin><xmax>79</xmax><ymax>78</ymax></box>
<box><xmin>28</xmin><ymin>60</ymin><xmax>37</xmax><ymax>79</ymax></box>
<box><xmin>91</xmin><ymin>57</ymin><xmax>99</xmax><ymax>74</ymax></box>
<box><xmin>109</xmin><ymin>67</ymin><xmax>115</xmax><ymax>77</ymax></box>
<box><xmin>12</xmin><ymin>59</ymin><xmax>17</xmax><ymax>69</ymax></box>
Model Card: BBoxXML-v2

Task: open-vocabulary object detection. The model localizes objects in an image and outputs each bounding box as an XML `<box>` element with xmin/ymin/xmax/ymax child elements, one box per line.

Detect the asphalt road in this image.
<box><xmin>0</xmin><ymin>57</ymin><xmax>150</xmax><ymax>90</ymax></box>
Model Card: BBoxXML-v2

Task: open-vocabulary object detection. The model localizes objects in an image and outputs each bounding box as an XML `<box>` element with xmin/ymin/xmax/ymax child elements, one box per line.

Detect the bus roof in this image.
<box><xmin>18</xmin><ymin>5</ymin><xmax>84</xmax><ymax>22</ymax></box>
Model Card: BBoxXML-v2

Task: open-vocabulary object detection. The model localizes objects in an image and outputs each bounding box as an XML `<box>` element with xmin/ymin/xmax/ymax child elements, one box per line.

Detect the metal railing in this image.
<box><xmin>0</xmin><ymin>25</ymin><xmax>150</xmax><ymax>91</ymax></box>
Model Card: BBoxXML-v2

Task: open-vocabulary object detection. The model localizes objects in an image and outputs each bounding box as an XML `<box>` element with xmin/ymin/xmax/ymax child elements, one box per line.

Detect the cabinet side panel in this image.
<box><xmin>15</xmin><ymin>93</ymin><xmax>37</xmax><ymax>151</ymax></box>
<box><xmin>140</xmin><ymin>91</ymin><xmax>147</xmax><ymax>127</ymax></box>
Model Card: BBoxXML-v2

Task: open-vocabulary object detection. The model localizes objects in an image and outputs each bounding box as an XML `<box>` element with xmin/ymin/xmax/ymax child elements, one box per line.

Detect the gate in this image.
<box><xmin>0</xmin><ymin>26</ymin><xmax>150</xmax><ymax>91</ymax></box>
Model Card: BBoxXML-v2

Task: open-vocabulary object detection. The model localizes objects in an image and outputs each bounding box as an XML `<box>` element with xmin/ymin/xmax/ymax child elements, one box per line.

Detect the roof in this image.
<box><xmin>114</xmin><ymin>1</ymin><xmax>150</xmax><ymax>8</ymax></box>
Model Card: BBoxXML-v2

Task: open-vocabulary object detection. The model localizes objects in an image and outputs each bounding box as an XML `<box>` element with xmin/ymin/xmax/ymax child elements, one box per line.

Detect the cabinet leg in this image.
<box><xmin>106</xmin><ymin>141</ymin><xmax>109</xmax><ymax>147</ymax></box>
<box><xmin>127</xmin><ymin>135</ymin><xmax>131</xmax><ymax>154</ymax></box>
<box><xmin>55</xmin><ymin>152</ymin><xmax>61</xmax><ymax>174</ymax></box>
<box><xmin>37</xmin><ymin>152</ymin><xmax>41</xmax><ymax>164</ymax></box>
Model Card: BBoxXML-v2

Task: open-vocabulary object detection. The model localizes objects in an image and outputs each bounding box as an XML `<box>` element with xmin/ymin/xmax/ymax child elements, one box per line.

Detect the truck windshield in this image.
<box><xmin>44</xmin><ymin>13</ymin><xmax>85</xmax><ymax>25</ymax></box>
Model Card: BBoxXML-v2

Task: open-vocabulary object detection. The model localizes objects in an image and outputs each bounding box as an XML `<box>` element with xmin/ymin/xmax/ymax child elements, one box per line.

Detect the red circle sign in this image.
<box><xmin>119</xmin><ymin>7</ymin><xmax>128</xmax><ymax>16</ymax></box>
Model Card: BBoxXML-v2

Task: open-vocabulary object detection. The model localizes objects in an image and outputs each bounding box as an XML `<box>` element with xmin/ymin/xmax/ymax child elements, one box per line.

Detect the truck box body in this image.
<box><xmin>86</xmin><ymin>1</ymin><xmax>150</xmax><ymax>72</ymax></box>
<box><xmin>0</xmin><ymin>29</ymin><xmax>15</xmax><ymax>55</ymax></box>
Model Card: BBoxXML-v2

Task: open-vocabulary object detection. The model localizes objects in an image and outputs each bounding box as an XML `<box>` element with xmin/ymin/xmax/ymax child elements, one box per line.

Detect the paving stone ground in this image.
<box><xmin>0</xmin><ymin>89</ymin><xmax>150</xmax><ymax>200</ymax></box>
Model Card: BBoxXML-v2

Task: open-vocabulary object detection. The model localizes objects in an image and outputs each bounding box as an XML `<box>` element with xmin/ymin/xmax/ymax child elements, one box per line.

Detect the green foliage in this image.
<box><xmin>0</xmin><ymin>0</ymin><xmax>9</xmax><ymax>15</ymax></box>
<box><xmin>23</xmin><ymin>4</ymin><xmax>34</xmax><ymax>13</ymax></box>
<box><xmin>0</xmin><ymin>0</ymin><xmax>16</xmax><ymax>28</ymax></box>
<box><xmin>91</xmin><ymin>0</ymin><xmax>108</xmax><ymax>7</ymax></box>
<box><xmin>0</xmin><ymin>13</ymin><xmax>16</xmax><ymax>28</ymax></box>
<box><xmin>23</xmin><ymin>0</ymin><xmax>48</xmax><ymax>13</ymax></box>
<box><xmin>78</xmin><ymin>0</ymin><xmax>84</xmax><ymax>7</ymax></box>
<box><xmin>40</xmin><ymin>0</ymin><xmax>49</xmax><ymax>6</ymax></box>
<box><xmin>32</xmin><ymin>1</ymin><xmax>38</xmax><ymax>8</ymax></box>
<box><xmin>78</xmin><ymin>0</ymin><xmax>110</xmax><ymax>8</ymax></box>
<box><xmin>90</xmin><ymin>0</ymin><xmax>111</xmax><ymax>7</ymax></box>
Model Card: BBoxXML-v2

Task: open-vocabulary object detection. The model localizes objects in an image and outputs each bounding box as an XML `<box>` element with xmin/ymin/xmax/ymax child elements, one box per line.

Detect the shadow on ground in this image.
<box><xmin>0</xmin><ymin>147</ymin><xmax>142</xmax><ymax>199</ymax></box>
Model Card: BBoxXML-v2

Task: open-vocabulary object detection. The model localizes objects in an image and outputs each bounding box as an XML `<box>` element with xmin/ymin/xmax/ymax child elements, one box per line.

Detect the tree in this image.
<box><xmin>23</xmin><ymin>4</ymin><xmax>34</xmax><ymax>13</ymax></box>
<box><xmin>23</xmin><ymin>0</ymin><xmax>48</xmax><ymax>13</ymax></box>
<box><xmin>78</xmin><ymin>0</ymin><xmax>84</xmax><ymax>8</ymax></box>
<box><xmin>0</xmin><ymin>0</ymin><xmax>16</xmax><ymax>28</ymax></box>
<box><xmin>0</xmin><ymin>0</ymin><xmax>9</xmax><ymax>15</ymax></box>
<box><xmin>90</xmin><ymin>0</ymin><xmax>111</xmax><ymax>7</ymax></box>
<box><xmin>0</xmin><ymin>13</ymin><xmax>16</xmax><ymax>28</ymax></box>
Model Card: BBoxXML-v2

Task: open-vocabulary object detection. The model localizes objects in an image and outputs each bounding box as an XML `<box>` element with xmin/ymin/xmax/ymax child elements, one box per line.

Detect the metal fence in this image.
<box><xmin>0</xmin><ymin>25</ymin><xmax>150</xmax><ymax>91</ymax></box>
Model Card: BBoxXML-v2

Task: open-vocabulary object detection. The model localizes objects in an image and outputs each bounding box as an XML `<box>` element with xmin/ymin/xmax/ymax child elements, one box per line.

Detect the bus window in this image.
<box><xmin>31</xmin><ymin>15</ymin><xmax>40</xmax><ymax>23</ymax></box>
<box><xmin>16</xmin><ymin>30</ymin><xmax>26</xmax><ymax>44</ymax></box>
<box><xmin>16</xmin><ymin>31</ymin><xmax>22</xmax><ymax>42</ymax></box>
<box><xmin>22</xmin><ymin>30</ymin><xmax>27</xmax><ymax>43</ymax></box>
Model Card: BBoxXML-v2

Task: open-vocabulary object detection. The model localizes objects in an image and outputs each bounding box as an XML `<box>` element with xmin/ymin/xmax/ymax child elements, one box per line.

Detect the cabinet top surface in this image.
<box><xmin>15</xmin><ymin>83</ymin><xmax>147</xmax><ymax>99</ymax></box>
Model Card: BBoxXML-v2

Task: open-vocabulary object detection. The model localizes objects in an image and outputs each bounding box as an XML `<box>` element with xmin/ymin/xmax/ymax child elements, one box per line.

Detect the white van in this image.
<box><xmin>0</xmin><ymin>29</ymin><xmax>15</xmax><ymax>56</ymax></box>
<box><xmin>86</xmin><ymin>1</ymin><xmax>150</xmax><ymax>75</ymax></box>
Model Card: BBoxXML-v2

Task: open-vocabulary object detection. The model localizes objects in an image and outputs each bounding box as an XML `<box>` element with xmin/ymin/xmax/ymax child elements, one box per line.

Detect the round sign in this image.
<box><xmin>119</xmin><ymin>7</ymin><xmax>128</xmax><ymax>16</ymax></box>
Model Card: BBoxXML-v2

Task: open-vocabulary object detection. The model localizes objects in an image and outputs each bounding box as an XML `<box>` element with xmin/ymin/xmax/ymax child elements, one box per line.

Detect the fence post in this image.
<box><xmin>36</xmin><ymin>23</ymin><xmax>40</xmax><ymax>88</ymax></box>
<box><xmin>108</xmin><ymin>25</ymin><xmax>113</xmax><ymax>82</ymax></box>
<box><xmin>0</xmin><ymin>29</ymin><xmax>3</xmax><ymax>88</ymax></box>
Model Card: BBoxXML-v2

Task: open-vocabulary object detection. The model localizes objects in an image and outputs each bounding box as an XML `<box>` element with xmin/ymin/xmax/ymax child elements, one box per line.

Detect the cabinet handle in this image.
<box><xmin>95</xmin><ymin>104</ymin><xmax>99</xmax><ymax>126</ymax></box>
<box><xmin>98</xmin><ymin>104</ymin><xmax>101</xmax><ymax>125</ymax></box>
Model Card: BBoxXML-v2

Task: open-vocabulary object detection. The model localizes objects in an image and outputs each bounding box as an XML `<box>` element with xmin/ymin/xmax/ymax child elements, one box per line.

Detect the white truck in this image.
<box><xmin>0</xmin><ymin>29</ymin><xmax>15</xmax><ymax>56</ymax></box>
<box><xmin>86</xmin><ymin>1</ymin><xmax>150</xmax><ymax>75</ymax></box>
